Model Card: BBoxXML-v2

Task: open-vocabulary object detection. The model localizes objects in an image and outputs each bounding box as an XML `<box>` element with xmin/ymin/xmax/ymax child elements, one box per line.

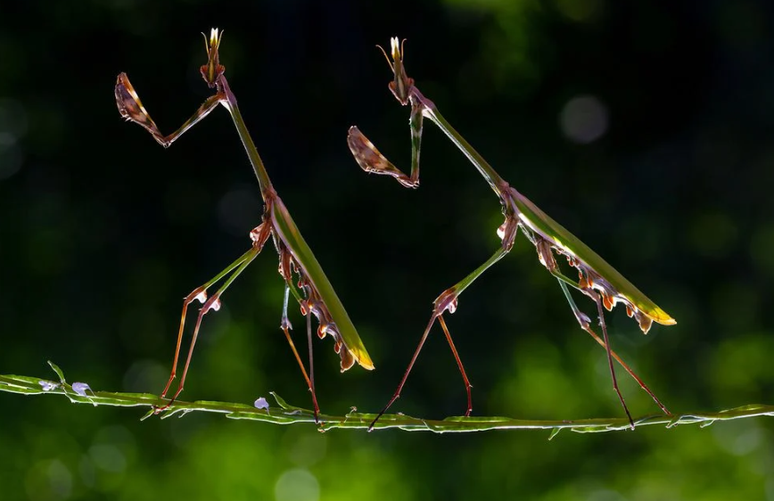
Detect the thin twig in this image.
<box><xmin>1</xmin><ymin>364</ymin><xmax>772</xmax><ymax>434</ymax></box>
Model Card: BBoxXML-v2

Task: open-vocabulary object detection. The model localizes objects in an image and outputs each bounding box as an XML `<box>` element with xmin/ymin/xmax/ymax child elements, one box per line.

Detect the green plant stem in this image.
<box><xmin>2</xmin><ymin>366</ymin><xmax>772</xmax><ymax>434</ymax></box>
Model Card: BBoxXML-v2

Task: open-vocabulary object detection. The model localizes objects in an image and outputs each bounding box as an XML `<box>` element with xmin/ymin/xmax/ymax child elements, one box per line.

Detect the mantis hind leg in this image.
<box><xmin>555</xmin><ymin>279</ymin><xmax>670</xmax><ymax>416</ymax></box>
<box><xmin>369</xmin><ymin>312</ymin><xmax>438</xmax><ymax>431</ymax></box>
<box><xmin>438</xmin><ymin>315</ymin><xmax>472</xmax><ymax>417</ymax></box>
<box><xmin>591</xmin><ymin>291</ymin><xmax>635</xmax><ymax>429</ymax></box>
<box><xmin>534</xmin><ymin>235</ymin><xmax>668</xmax><ymax>426</ymax></box>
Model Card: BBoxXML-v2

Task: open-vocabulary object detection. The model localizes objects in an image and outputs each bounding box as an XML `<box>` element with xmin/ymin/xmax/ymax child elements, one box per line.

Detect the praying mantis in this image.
<box><xmin>115</xmin><ymin>29</ymin><xmax>374</xmax><ymax>420</ymax></box>
<box><xmin>348</xmin><ymin>38</ymin><xmax>676</xmax><ymax>430</ymax></box>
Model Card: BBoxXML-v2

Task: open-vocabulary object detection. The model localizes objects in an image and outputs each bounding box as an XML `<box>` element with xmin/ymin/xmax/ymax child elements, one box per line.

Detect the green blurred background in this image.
<box><xmin>2</xmin><ymin>0</ymin><xmax>774</xmax><ymax>499</ymax></box>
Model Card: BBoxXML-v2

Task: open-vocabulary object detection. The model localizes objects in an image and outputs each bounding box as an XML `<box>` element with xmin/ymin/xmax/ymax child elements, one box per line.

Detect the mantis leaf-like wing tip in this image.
<box><xmin>639</xmin><ymin>307</ymin><xmax>676</xmax><ymax>334</ymax></box>
<box><xmin>348</xmin><ymin>338</ymin><xmax>375</xmax><ymax>370</ymax></box>
<box><xmin>340</xmin><ymin>347</ymin><xmax>374</xmax><ymax>372</ymax></box>
<box><xmin>644</xmin><ymin>304</ymin><xmax>676</xmax><ymax>327</ymax></box>
<box><xmin>655</xmin><ymin>312</ymin><xmax>677</xmax><ymax>326</ymax></box>
<box><xmin>356</xmin><ymin>353</ymin><xmax>375</xmax><ymax>371</ymax></box>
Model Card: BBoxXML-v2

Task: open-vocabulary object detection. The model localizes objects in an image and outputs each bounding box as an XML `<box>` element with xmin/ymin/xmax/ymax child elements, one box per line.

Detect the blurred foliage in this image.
<box><xmin>2</xmin><ymin>0</ymin><xmax>774</xmax><ymax>500</ymax></box>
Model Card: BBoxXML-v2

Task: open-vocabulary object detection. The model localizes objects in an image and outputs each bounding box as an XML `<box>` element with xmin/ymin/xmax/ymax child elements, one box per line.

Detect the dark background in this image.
<box><xmin>2</xmin><ymin>0</ymin><xmax>774</xmax><ymax>499</ymax></box>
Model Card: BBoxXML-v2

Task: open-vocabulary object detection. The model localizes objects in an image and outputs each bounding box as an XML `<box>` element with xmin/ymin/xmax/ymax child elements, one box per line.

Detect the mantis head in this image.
<box><xmin>378</xmin><ymin>37</ymin><xmax>414</xmax><ymax>106</ymax></box>
<box><xmin>200</xmin><ymin>28</ymin><xmax>225</xmax><ymax>88</ymax></box>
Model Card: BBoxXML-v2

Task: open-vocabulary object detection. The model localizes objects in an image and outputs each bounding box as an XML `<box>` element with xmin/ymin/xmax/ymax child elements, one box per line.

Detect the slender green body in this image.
<box><xmin>224</xmin><ymin>97</ymin><xmax>274</xmax><ymax>196</ymax></box>
<box><xmin>423</xmin><ymin>107</ymin><xmax>507</xmax><ymax>197</ymax></box>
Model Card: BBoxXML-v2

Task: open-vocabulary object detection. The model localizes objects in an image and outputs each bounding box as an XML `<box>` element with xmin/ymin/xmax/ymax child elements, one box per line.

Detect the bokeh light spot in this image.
<box><xmin>165</xmin><ymin>178</ymin><xmax>211</xmax><ymax>227</ymax></box>
<box><xmin>688</xmin><ymin>212</ymin><xmax>738</xmax><ymax>259</ymax></box>
<box><xmin>78</xmin><ymin>455</ymin><xmax>96</xmax><ymax>489</ymax></box>
<box><xmin>275</xmin><ymin>468</ymin><xmax>320</xmax><ymax>501</ymax></box>
<box><xmin>122</xmin><ymin>359</ymin><xmax>167</xmax><ymax>393</ymax></box>
<box><xmin>554</xmin><ymin>0</ymin><xmax>605</xmax><ymax>23</ymax></box>
<box><xmin>25</xmin><ymin>459</ymin><xmax>73</xmax><ymax>501</ymax></box>
<box><xmin>713</xmin><ymin>421</ymin><xmax>765</xmax><ymax>458</ymax></box>
<box><xmin>0</xmin><ymin>141</ymin><xmax>22</xmax><ymax>180</ymax></box>
<box><xmin>750</xmin><ymin>225</ymin><xmax>774</xmax><ymax>278</ymax></box>
<box><xmin>588</xmin><ymin>489</ymin><xmax>626</xmax><ymax>501</ymax></box>
<box><xmin>559</xmin><ymin>95</ymin><xmax>609</xmax><ymax>144</ymax></box>
<box><xmin>0</xmin><ymin>98</ymin><xmax>29</xmax><ymax>138</ymax></box>
<box><xmin>287</xmin><ymin>431</ymin><xmax>327</xmax><ymax>467</ymax></box>
<box><xmin>88</xmin><ymin>444</ymin><xmax>126</xmax><ymax>473</ymax></box>
<box><xmin>0</xmin><ymin>98</ymin><xmax>27</xmax><ymax>180</ymax></box>
<box><xmin>218</xmin><ymin>185</ymin><xmax>263</xmax><ymax>237</ymax></box>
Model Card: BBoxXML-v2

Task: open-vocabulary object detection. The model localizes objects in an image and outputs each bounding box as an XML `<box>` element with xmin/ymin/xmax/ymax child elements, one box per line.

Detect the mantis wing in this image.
<box><xmin>510</xmin><ymin>188</ymin><xmax>675</xmax><ymax>332</ymax></box>
<box><xmin>270</xmin><ymin>197</ymin><xmax>375</xmax><ymax>371</ymax></box>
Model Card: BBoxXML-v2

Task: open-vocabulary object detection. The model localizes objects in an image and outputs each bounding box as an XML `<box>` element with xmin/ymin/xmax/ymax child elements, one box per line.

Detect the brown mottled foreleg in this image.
<box><xmin>115</xmin><ymin>72</ymin><xmax>223</xmax><ymax>148</ymax></box>
<box><xmin>347</xmin><ymin>98</ymin><xmax>424</xmax><ymax>189</ymax></box>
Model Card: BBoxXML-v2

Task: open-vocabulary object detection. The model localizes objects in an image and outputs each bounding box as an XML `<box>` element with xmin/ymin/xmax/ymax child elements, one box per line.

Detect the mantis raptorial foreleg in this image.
<box><xmin>115</xmin><ymin>78</ymin><xmax>222</xmax><ymax>149</ymax></box>
<box><xmin>117</xmin><ymin>29</ymin><xmax>374</xmax><ymax>421</ymax></box>
<box><xmin>350</xmin><ymin>37</ymin><xmax>676</xmax><ymax>429</ymax></box>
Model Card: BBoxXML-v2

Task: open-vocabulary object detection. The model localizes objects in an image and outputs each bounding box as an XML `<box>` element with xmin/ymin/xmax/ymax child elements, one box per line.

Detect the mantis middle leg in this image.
<box><xmin>158</xmin><ymin>222</ymin><xmax>272</xmax><ymax>411</ymax></box>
